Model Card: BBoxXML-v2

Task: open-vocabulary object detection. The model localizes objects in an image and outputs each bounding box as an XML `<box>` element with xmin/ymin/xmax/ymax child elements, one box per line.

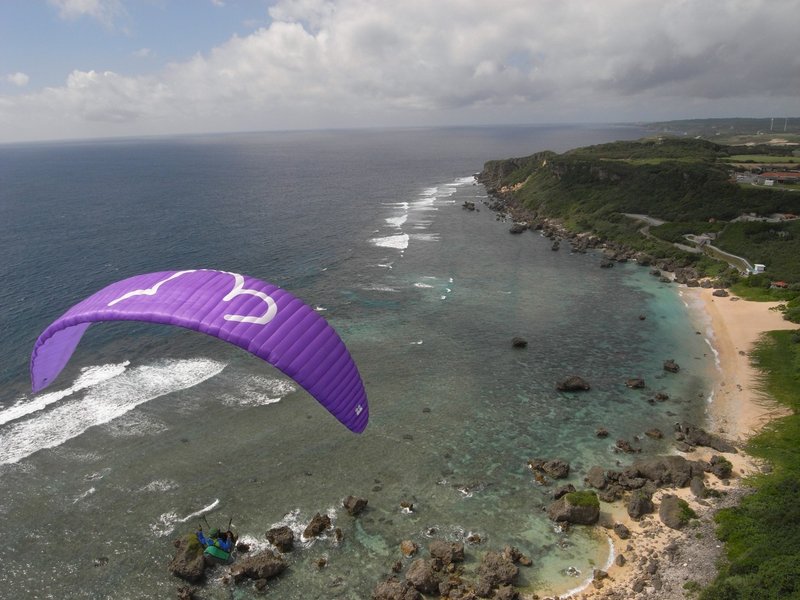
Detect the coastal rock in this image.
<box><xmin>547</xmin><ymin>491</ymin><xmax>600</xmax><ymax>525</ymax></box>
<box><xmin>494</xmin><ymin>585</ymin><xmax>521</xmax><ymax>600</ymax></box>
<box><xmin>675</xmin><ymin>422</ymin><xmax>737</xmax><ymax>453</ymax></box>
<box><xmin>230</xmin><ymin>550</ymin><xmax>287</xmax><ymax>583</ymax></box>
<box><xmin>343</xmin><ymin>495</ymin><xmax>368</xmax><ymax>516</ymax></box>
<box><xmin>266</xmin><ymin>526</ymin><xmax>294</xmax><ymax>553</ymax></box>
<box><xmin>303</xmin><ymin>513</ymin><xmax>332</xmax><ymax>538</ymax></box>
<box><xmin>477</xmin><ymin>550</ymin><xmax>519</xmax><ymax>589</ymax></box>
<box><xmin>690</xmin><ymin>475</ymin><xmax>707</xmax><ymax>498</ymax></box>
<box><xmin>511</xmin><ymin>336</ymin><xmax>528</xmax><ymax>348</ymax></box>
<box><xmin>627</xmin><ymin>489</ymin><xmax>655</xmax><ymax>519</ymax></box>
<box><xmin>659</xmin><ymin>494</ymin><xmax>693</xmax><ymax>530</ymax></box>
<box><xmin>168</xmin><ymin>534</ymin><xmax>206</xmax><ymax>583</ymax></box>
<box><xmin>528</xmin><ymin>458</ymin><xmax>570</xmax><ymax>479</ymax></box>
<box><xmin>553</xmin><ymin>483</ymin><xmax>576</xmax><ymax>500</ymax></box>
<box><xmin>624</xmin><ymin>455</ymin><xmax>704</xmax><ymax>487</ymax></box>
<box><xmin>586</xmin><ymin>466</ymin><xmax>607</xmax><ymax>490</ymax></box>
<box><xmin>400</xmin><ymin>540</ymin><xmax>419</xmax><ymax>558</ymax></box>
<box><xmin>615</xmin><ymin>439</ymin><xmax>639</xmax><ymax>454</ymax></box>
<box><xmin>503</xmin><ymin>545</ymin><xmax>532</xmax><ymax>566</ymax></box>
<box><xmin>645</xmin><ymin>428</ymin><xmax>663</xmax><ymax>439</ymax></box>
<box><xmin>712</xmin><ymin>289</ymin><xmax>729</xmax><ymax>297</ymax></box>
<box><xmin>371</xmin><ymin>577</ymin><xmax>422</xmax><ymax>600</ymax></box>
<box><xmin>429</xmin><ymin>540</ymin><xmax>464</xmax><ymax>565</ymax></box>
<box><xmin>625</xmin><ymin>378</ymin><xmax>646</xmax><ymax>389</ymax></box>
<box><xmin>654</xmin><ymin>392</ymin><xmax>670</xmax><ymax>401</ymax></box>
<box><xmin>176</xmin><ymin>586</ymin><xmax>200</xmax><ymax>600</ymax></box>
<box><xmin>595</xmin><ymin>427</ymin><xmax>609</xmax><ymax>438</ymax></box>
<box><xmin>663</xmin><ymin>359</ymin><xmax>680</xmax><ymax>373</ymax></box>
<box><xmin>406</xmin><ymin>559</ymin><xmax>442</xmax><ymax>595</ymax></box>
<box><xmin>509</xmin><ymin>223</ymin><xmax>527</xmax><ymax>234</ymax></box>
<box><xmin>600</xmin><ymin>258</ymin><xmax>614</xmax><ymax>268</ymax></box>
<box><xmin>462</xmin><ymin>201</ymin><xmax>476</xmax><ymax>211</ymax></box>
<box><xmin>613</xmin><ymin>523</ymin><xmax>631</xmax><ymax>540</ymax></box>
<box><xmin>710</xmin><ymin>455</ymin><xmax>734</xmax><ymax>479</ymax></box>
<box><xmin>556</xmin><ymin>376</ymin><xmax>591</xmax><ymax>391</ymax></box>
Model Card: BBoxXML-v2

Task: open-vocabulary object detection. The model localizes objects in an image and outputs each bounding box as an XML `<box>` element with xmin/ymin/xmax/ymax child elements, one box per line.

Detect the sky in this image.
<box><xmin>0</xmin><ymin>0</ymin><xmax>798</xmax><ymax>143</ymax></box>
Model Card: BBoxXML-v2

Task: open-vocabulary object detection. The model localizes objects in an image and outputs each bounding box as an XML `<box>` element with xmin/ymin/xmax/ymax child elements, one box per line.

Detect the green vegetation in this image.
<box><xmin>564</xmin><ymin>490</ymin><xmax>599</xmax><ymax>508</ymax></box>
<box><xmin>714</xmin><ymin>221</ymin><xmax>800</xmax><ymax>282</ymax></box>
<box><xmin>678</xmin><ymin>499</ymin><xmax>698</xmax><ymax>525</ymax></box>
<box><xmin>700</xmin><ymin>331</ymin><xmax>800</xmax><ymax>599</ymax></box>
<box><xmin>650</xmin><ymin>221</ymin><xmax>726</xmax><ymax>244</ymax></box>
<box><xmin>727</xmin><ymin>155</ymin><xmax>800</xmax><ymax>164</ymax></box>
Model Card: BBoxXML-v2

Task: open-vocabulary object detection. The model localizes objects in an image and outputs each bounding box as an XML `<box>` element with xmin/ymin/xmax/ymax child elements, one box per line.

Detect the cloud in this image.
<box><xmin>3</xmin><ymin>0</ymin><xmax>799</xmax><ymax>142</ymax></box>
<box><xmin>132</xmin><ymin>48</ymin><xmax>154</xmax><ymax>59</ymax></box>
<box><xmin>48</xmin><ymin>0</ymin><xmax>125</xmax><ymax>27</ymax></box>
<box><xmin>6</xmin><ymin>72</ymin><xmax>30</xmax><ymax>87</ymax></box>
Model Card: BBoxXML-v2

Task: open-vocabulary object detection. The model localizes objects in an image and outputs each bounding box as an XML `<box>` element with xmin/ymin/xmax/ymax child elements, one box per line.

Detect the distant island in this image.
<box><xmin>475</xmin><ymin>121</ymin><xmax>800</xmax><ymax>600</ymax></box>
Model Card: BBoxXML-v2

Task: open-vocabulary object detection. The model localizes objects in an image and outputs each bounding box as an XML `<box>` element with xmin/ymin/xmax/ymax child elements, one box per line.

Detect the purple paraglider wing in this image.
<box><xmin>29</xmin><ymin>269</ymin><xmax>368</xmax><ymax>433</ymax></box>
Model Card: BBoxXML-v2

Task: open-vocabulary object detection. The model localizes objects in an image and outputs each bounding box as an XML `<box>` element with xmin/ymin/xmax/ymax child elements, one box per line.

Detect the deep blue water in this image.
<box><xmin>0</xmin><ymin>126</ymin><xmax>714</xmax><ymax>598</ymax></box>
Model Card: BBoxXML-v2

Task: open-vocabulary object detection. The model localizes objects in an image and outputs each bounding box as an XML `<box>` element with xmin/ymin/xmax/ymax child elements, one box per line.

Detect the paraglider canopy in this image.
<box><xmin>30</xmin><ymin>269</ymin><xmax>368</xmax><ymax>433</ymax></box>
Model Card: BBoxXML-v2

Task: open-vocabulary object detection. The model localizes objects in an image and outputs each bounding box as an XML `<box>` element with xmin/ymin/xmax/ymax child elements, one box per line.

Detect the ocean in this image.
<box><xmin>0</xmin><ymin>126</ymin><xmax>714</xmax><ymax>598</ymax></box>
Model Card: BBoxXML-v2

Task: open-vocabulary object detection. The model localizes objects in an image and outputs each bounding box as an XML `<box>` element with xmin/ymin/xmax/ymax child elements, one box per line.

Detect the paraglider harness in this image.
<box><xmin>196</xmin><ymin>518</ymin><xmax>237</xmax><ymax>564</ymax></box>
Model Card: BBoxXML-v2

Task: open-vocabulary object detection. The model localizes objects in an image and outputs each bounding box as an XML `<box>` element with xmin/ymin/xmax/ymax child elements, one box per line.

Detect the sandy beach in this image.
<box><xmin>550</xmin><ymin>288</ymin><xmax>798</xmax><ymax>600</ymax></box>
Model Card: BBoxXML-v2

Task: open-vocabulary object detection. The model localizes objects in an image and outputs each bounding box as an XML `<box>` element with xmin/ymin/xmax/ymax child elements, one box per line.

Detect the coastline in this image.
<box><xmin>548</xmin><ymin>286</ymin><xmax>797</xmax><ymax>600</ymax></box>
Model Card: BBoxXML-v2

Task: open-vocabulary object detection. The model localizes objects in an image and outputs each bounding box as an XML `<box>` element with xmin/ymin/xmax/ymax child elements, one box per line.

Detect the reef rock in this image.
<box><xmin>556</xmin><ymin>376</ymin><xmax>591</xmax><ymax>392</ymax></box>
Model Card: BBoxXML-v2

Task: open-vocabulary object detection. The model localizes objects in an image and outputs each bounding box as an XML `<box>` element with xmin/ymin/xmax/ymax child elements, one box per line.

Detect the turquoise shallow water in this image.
<box><xmin>0</xmin><ymin>127</ymin><xmax>713</xmax><ymax>598</ymax></box>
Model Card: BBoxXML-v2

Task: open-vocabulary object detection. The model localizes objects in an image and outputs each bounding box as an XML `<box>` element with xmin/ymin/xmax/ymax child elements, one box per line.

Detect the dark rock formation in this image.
<box><xmin>429</xmin><ymin>540</ymin><xmax>464</xmax><ymax>565</ymax></box>
<box><xmin>371</xmin><ymin>577</ymin><xmax>422</xmax><ymax>600</ymax></box>
<box><xmin>627</xmin><ymin>489</ymin><xmax>655</xmax><ymax>519</ymax></box>
<box><xmin>547</xmin><ymin>491</ymin><xmax>600</xmax><ymax>525</ymax></box>
<box><xmin>599</xmin><ymin>258</ymin><xmax>614</xmax><ymax>268</ymax></box>
<box><xmin>613</xmin><ymin>523</ymin><xmax>630</xmax><ymax>540</ymax></box>
<box><xmin>168</xmin><ymin>535</ymin><xmax>206</xmax><ymax>583</ymax></box>
<box><xmin>230</xmin><ymin>550</ymin><xmax>288</xmax><ymax>583</ymax></box>
<box><xmin>675</xmin><ymin>422</ymin><xmax>737</xmax><ymax>453</ymax></box>
<box><xmin>462</xmin><ymin>201</ymin><xmax>476</xmax><ymax>211</ymax></box>
<box><xmin>303</xmin><ymin>513</ymin><xmax>332</xmax><ymax>538</ymax></box>
<box><xmin>663</xmin><ymin>359</ymin><xmax>680</xmax><ymax>373</ymax></box>
<box><xmin>477</xmin><ymin>550</ymin><xmax>519</xmax><ymax>592</ymax></box>
<box><xmin>659</xmin><ymin>494</ymin><xmax>692</xmax><ymax>530</ymax></box>
<box><xmin>556</xmin><ymin>376</ymin><xmax>591</xmax><ymax>391</ymax></box>
<box><xmin>528</xmin><ymin>458</ymin><xmax>570</xmax><ymax>479</ymax></box>
<box><xmin>406</xmin><ymin>559</ymin><xmax>442</xmax><ymax>595</ymax></box>
<box><xmin>586</xmin><ymin>466</ymin><xmax>607</xmax><ymax>490</ymax></box>
<box><xmin>712</xmin><ymin>289</ymin><xmax>729</xmax><ymax>297</ymax></box>
<box><xmin>710</xmin><ymin>454</ymin><xmax>734</xmax><ymax>479</ymax></box>
<box><xmin>553</xmin><ymin>483</ymin><xmax>576</xmax><ymax>500</ymax></box>
<box><xmin>690</xmin><ymin>475</ymin><xmax>707</xmax><ymax>498</ymax></box>
<box><xmin>511</xmin><ymin>336</ymin><xmax>528</xmax><ymax>348</ymax></box>
<box><xmin>266</xmin><ymin>526</ymin><xmax>294</xmax><ymax>552</ymax></box>
<box><xmin>645</xmin><ymin>428</ymin><xmax>663</xmax><ymax>439</ymax></box>
<box><xmin>595</xmin><ymin>427</ymin><xmax>609</xmax><ymax>438</ymax></box>
<box><xmin>343</xmin><ymin>495</ymin><xmax>368</xmax><ymax>516</ymax></box>
<box><xmin>509</xmin><ymin>223</ymin><xmax>527</xmax><ymax>234</ymax></box>
<box><xmin>626</xmin><ymin>377</ymin><xmax>646</xmax><ymax>389</ymax></box>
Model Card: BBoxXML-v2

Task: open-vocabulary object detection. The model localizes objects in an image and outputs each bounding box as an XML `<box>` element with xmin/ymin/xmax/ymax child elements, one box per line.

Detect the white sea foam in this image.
<box><xmin>314</xmin><ymin>305</ymin><xmax>327</xmax><ymax>312</ymax></box>
<box><xmin>420</xmin><ymin>187</ymin><xmax>438</xmax><ymax>197</ymax></box>
<box><xmin>151</xmin><ymin>498</ymin><xmax>220</xmax><ymax>537</ymax></box>
<box><xmin>103</xmin><ymin>411</ymin><xmax>168</xmax><ymax>438</ymax></box>
<box><xmin>221</xmin><ymin>375</ymin><xmax>296</xmax><ymax>408</ymax></box>
<box><xmin>385</xmin><ymin>214</ymin><xmax>408</xmax><ymax>227</ymax></box>
<box><xmin>139</xmin><ymin>479</ymin><xmax>178</xmax><ymax>493</ymax></box>
<box><xmin>414</xmin><ymin>282</ymin><xmax>434</xmax><ymax>288</ymax></box>
<box><xmin>0</xmin><ymin>361</ymin><xmax>130</xmax><ymax>426</ymax></box>
<box><xmin>704</xmin><ymin>336</ymin><xmax>721</xmax><ymax>370</ymax></box>
<box><xmin>411</xmin><ymin>233</ymin><xmax>440</xmax><ymax>242</ymax></box>
<box><xmin>361</xmin><ymin>284</ymin><xmax>400</xmax><ymax>293</ymax></box>
<box><xmin>562</xmin><ymin>536</ymin><xmax>615</xmax><ymax>597</ymax></box>
<box><xmin>370</xmin><ymin>233</ymin><xmax>409</xmax><ymax>249</ymax></box>
<box><xmin>0</xmin><ymin>358</ymin><xmax>226</xmax><ymax>465</ymax></box>
<box><xmin>73</xmin><ymin>487</ymin><xmax>96</xmax><ymax>504</ymax></box>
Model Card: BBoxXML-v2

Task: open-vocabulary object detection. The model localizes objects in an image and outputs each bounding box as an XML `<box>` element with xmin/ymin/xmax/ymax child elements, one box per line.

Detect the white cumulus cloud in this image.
<box><xmin>49</xmin><ymin>0</ymin><xmax>125</xmax><ymax>27</ymax></box>
<box><xmin>6</xmin><ymin>72</ymin><xmax>30</xmax><ymax>87</ymax></box>
<box><xmin>3</xmin><ymin>0</ymin><xmax>799</xmax><ymax>142</ymax></box>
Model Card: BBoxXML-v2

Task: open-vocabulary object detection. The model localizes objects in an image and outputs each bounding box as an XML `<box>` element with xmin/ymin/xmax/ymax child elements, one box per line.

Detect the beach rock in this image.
<box><xmin>654</xmin><ymin>392</ymin><xmax>670</xmax><ymax>401</ymax></box>
<box><xmin>406</xmin><ymin>559</ymin><xmax>442</xmax><ymax>595</ymax></box>
<box><xmin>663</xmin><ymin>359</ymin><xmax>680</xmax><ymax>373</ymax></box>
<box><xmin>477</xmin><ymin>550</ymin><xmax>519</xmax><ymax>590</ymax></box>
<box><xmin>462</xmin><ymin>201</ymin><xmax>476</xmax><ymax>211</ymax></box>
<box><xmin>712</xmin><ymin>289</ymin><xmax>729</xmax><ymax>297</ymax></box>
<box><xmin>710</xmin><ymin>455</ymin><xmax>734</xmax><ymax>479</ymax></box>
<box><xmin>303</xmin><ymin>513</ymin><xmax>332</xmax><ymax>538</ymax></box>
<box><xmin>613</xmin><ymin>523</ymin><xmax>631</xmax><ymax>540</ymax></box>
<box><xmin>176</xmin><ymin>585</ymin><xmax>200</xmax><ymax>600</ymax></box>
<box><xmin>600</xmin><ymin>258</ymin><xmax>614</xmax><ymax>268</ymax></box>
<box><xmin>503</xmin><ymin>545</ymin><xmax>533</xmax><ymax>567</ymax></box>
<box><xmin>429</xmin><ymin>539</ymin><xmax>464</xmax><ymax>565</ymax></box>
<box><xmin>595</xmin><ymin>427</ymin><xmax>609</xmax><ymax>438</ymax></box>
<box><xmin>627</xmin><ymin>489</ymin><xmax>655</xmax><ymax>519</ymax></box>
<box><xmin>556</xmin><ymin>376</ymin><xmax>591</xmax><ymax>391</ymax></box>
<box><xmin>615</xmin><ymin>554</ymin><xmax>627</xmax><ymax>567</ymax></box>
<box><xmin>371</xmin><ymin>577</ymin><xmax>422</xmax><ymax>600</ymax></box>
<box><xmin>586</xmin><ymin>466</ymin><xmax>607</xmax><ymax>490</ymax></box>
<box><xmin>494</xmin><ymin>585</ymin><xmax>520</xmax><ymax>600</ymax></box>
<box><xmin>553</xmin><ymin>483</ymin><xmax>576</xmax><ymax>500</ymax></box>
<box><xmin>552</xmin><ymin>240</ymin><xmax>560</xmax><ymax>251</ymax></box>
<box><xmin>659</xmin><ymin>494</ymin><xmax>692</xmax><ymax>530</ymax></box>
<box><xmin>547</xmin><ymin>491</ymin><xmax>600</xmax><ymax>525</ymax></box>
<box><xmin>675</xmin><ymin>422</ymin><xmax>737</xmax><ymax>453</ymax></box>
<box><xmin>690</xmin><ymin>475</ymin><xmax>707</xmax><ymax>498</ymax></box>
<box><xmin>168</xmin><ymin>534</ymin><xmax>206</xmax><ymax>583</ymax></box>
<box><xmin>625</xmin><ymin>455</ymin><xmax>704</xmax><ymax>487</ymax></box>
<box><xmin>400</xmin><ymin>540</ymin><xmax>419</xmax><ymax>558</ymax></box>
<box><xmin>528</xmin><ymin>458</ymin><xmax>570</xmax><ymax>479</ymax></box>
<box><xmin>615</xmin><ymin>439</ymin><xmax>639</xmax><ymax>453</ymax></box>
<box><xmin>645</xmin><ymin>428</ymin><xmax>663</xmax><ymax>439</ymax></box>
<box><xmin>511</xmin><ymin>336</ymin><xmax>528</xmax><ymax>348</ymax></box>
<box><xmin>509</xmin><ymin>223</ymin><xmax>527</xmax><ymax>234</ymax></box>
<box><xmin>343</xmin><ymin>495</ymin><xmax>368</xmax><ymax>516</ymax></box>
<box><xmin>625</xmin><ymin>377</ymin><xmax>646</xmax><ymax>389</ymax></box>
<box><xmin>230</xmin><ymin>550</ymin><xmax>288</xmax><ymax>583</ymax></box>
<box><xmin>266</xmin><ymin>526</ymin><xmax>294</xmax><ymax>553</ymax></box>
<box><xmin>649</xmin><ymin>269</ymin><xmax>661</xmax><ymax>277</ymax></box>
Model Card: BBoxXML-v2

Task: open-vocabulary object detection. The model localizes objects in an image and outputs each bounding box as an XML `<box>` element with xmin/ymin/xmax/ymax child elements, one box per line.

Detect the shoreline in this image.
<box><xmin>545</xmin><ymin>285</ymin><xmax>796</xmax><ymax>600</ymax></box>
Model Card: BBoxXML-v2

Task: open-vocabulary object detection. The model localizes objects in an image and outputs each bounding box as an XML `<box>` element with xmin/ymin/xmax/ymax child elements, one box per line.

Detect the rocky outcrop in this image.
<box><xmin>528</xmin><ymin>458</ymin><xmax>570</xmax><ymax>479</ymax></box>
<box><xmin>168</xmin><ymin>534</ymin><xmax>206</xmax><ymax>583</ymax></box>
<box><xmin>266</xmin><ymin>526</ymin><xmax>294</xmax><ymax>552</ymax></box>
<box><xmin>663</xmin><ymin>359</ymin><xmax>680</xmax><ymax>373</ymax></box>
<box><xmin>658</xmin><ymin>494</ymin><xmax>694</xmax><ymax>530</ymax></box>
<box><xmin>405</xmin><ymin>559</ymin><xmax>442</xmax><ymax>595</ymax></box>
<box><xmin>509</xmin><ymin>223</ymin><xmax>527</xmax><ymax>234</ymax></box>
<box><xmin>343</xmin><ymin>495</ymin><xmax>368</xmax><ymax>516</ymax></box>
<box><xmin>230</xmin><ymin>550</ymin><xmax>288</xmax><ymax>583</ymax></box>
<box><xmin>712</xmin><ymin>289</ymin><xmax>729</xmax><ymax>297</ymax></box>
<box><xmin>627</xmin><ymin>489</ymin><xmax>655</xmax><ymax>519</ymax></box>
<box><xmin>477</xmin><ymin>550</ymin><xmax>519</xmax><ymax>594</ymax></box>
<box><xmin>511</xmin><ymin>336</ymin><xmax>528</xmax><ymax>348</ymax></box>
<box><xmin>556</xmin><ymin>376</ymin><xmax>591</xmax><ymax>391</ymax></box>
<box><xmin>547</xmin><ymin>491</ymin><xmax>600</xmax><ymax>525</ymax></box>
<box><xmin>371</xmin><ymin>577</ymin><xmax>422</xmax><ymax>600</ymax></box>
<box><xmin>303</xmin><ymin>513</ymin><xmax>332</xmax><ymax>538</ymax></box>
<box><xmin>429</xmin><ymin>540</ymin><xmax>465</xmax><ymax>565</ymax></box>
<box><xmin>674</xmin><ymin>422</ymin><xmax>737</xmax><ymax>453</ymax></box>
<box><xmin>626</xmin><ymin>377</ymin><xmax>646</xmax><ymax>389</ymax></box>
